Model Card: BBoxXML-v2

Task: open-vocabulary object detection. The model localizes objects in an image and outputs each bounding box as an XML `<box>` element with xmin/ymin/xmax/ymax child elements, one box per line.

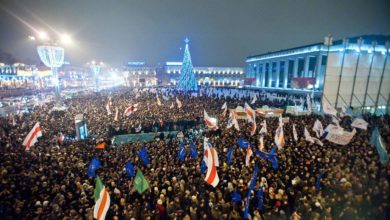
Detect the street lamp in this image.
<box><xmin>29</xmin><ymin>31</ymin><xmax>73</xmax><ymax>103</ymax></box>
<box><xmin>89</xmin><ymin>61</ymin><xmax>104</xmax><ymax>92</ymax></box>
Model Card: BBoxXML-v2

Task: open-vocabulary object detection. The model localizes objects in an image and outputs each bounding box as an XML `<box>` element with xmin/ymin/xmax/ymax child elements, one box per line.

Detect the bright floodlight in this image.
<box><xmin>60</xmin><ymin>34</ymin><xmax>72</xmax><ymax>45</ymax></box>
<box><xmin>38</xmin><ymin>31</ymin><xmax>48</xmax><ymax>40</ymax></box>
<box><xmin>28</xmin><ymin>35</ymin><xmax>36</xmax><ymax>41</ymax></box>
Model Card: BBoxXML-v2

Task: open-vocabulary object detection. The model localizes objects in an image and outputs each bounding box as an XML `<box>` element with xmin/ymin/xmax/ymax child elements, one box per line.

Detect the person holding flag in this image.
<box><xmin>23</xmin><ymin>122</ymin><xmax>42</xmax><ymax>150</ymax></box>
<box><xmin>138</xmin><ymin>146</ymin><xmax>150</xmax><ymax>165</ymax></box>
<box><xmin>88</xmin><ymin>158</ymin><xmax>101</xmax><ymax>178</ymax></box>
<box><xmin>178</xmin><ymin>142</ymin><xmax>186</xmax><ymax>161</ymax></box>
<box><xmin>226</xmin><ymin>146</ymin><xmax>234</xmax><ymax>165</ymax></box>
<box><xmin>190</xmin><ymin>141</ymin><xmax>198</xmax><ymax>158</ymax></box>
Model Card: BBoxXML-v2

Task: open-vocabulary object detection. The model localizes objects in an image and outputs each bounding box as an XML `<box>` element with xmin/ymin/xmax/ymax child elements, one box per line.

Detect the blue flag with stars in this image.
<box><xmin>178</xmin><ymin>143</ymin><xmax>186</xmax><ymax>161</ymax></box>
<box><xmin>237</xmin><ymin>138</ymin><xmax>252</xmax><ymax>148</ymax></box>
<box><xmin>190</xmin><ymin>141</ymin><xmax>198</xmax><ymax>158</ymax></box>
<box><xmin>87</xmin><ymin>157</ymin><xmax>101</xmax><ymax>177</ymax></box>
<box><xmin>257</xmin><ymin>187</ymin><xmax>264</xmax><ymax>211</ymax></box>
<box><xmin>138</xmin><ymin>146</ymin><xmax>150</xmax><ymax>165</ymax></box>
<box><xmin>226</xmin><ymin>146</ymin><xmax>234</xmax><ymax>164</ymax></box>
<box><xmin>125</xmin><ymin>161</ymin><xmax>135</xmax><ymax>177</ymax></box>
<box><xmin>232</xmin><ymin>190</ymin><xmax>242</xmax><ymax>203</ymax></box>
<box><xmin>254</xmin><ymin>147</ymin><xmax>279</xmax><ymax>170</ymax></box>
<box><xmin>201</xmin><ymin>160</ymin><xmax>207</xmax><ymax>173</ymax></box>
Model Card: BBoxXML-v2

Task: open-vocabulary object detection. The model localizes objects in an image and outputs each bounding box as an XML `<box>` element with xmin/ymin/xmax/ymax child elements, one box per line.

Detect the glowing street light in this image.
<box><xmin>29</xmin><ymin>30</ymin><xmax>74</xmax><ymax>102</ymax></box>
<box><xmin>38</xmin><ymin>31</ymin><xmax>49</xmax><ymax>40</ymax></box>
<box><xmin>60</xmin><ymin>34</ymin><xmax>73</xmax><ymax>45</ymax></box>
<box><xmin>89</xmin><ymin>61</ymin><xmax>104</xmax><ymax>92</ymax></box>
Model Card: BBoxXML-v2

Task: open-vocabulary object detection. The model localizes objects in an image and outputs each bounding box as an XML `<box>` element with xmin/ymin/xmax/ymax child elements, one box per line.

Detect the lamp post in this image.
<box><xmin>89</xmin><ymin>61</ymin><xmax>103</xmax><ymax>92</ymax></box>
<box><xmin>29</xmin><ymin>31</ymin><xmax>73</xmax><ymax>103</ymax></box>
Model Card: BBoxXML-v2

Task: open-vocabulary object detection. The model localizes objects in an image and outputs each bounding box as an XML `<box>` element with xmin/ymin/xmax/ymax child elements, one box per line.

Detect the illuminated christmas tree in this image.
<box><xmin>177</xmin><ymin>38</ymin><xmax>197</xmax><ymax>91</ymax></box>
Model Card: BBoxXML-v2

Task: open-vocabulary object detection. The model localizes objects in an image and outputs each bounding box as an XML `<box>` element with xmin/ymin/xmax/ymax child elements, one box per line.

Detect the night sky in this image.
<box><xmin>0</xmin><ymin>0</ymin><xmax>389</xmax><ymax>67</ymax></box>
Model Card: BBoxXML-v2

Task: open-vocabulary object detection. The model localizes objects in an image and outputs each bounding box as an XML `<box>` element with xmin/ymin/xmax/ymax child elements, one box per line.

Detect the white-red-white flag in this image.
<box><xmin>274</xmin><ymin>125</ymin><xmax>285</xmax><ymax>150</ymax></box>
<box><xmin>204</xmin><ymin>148</ymin><xmax>219</xmax><ymax>187</ymax></box>
<box><xmin>23</xmin><ymin>122</ymin><xmax>42</xmax><ymax>150</ymax></box>
<box><xmin>258</xmin><ymin>135</ymin><xmax>265</xmax><ymax>151</ymax></box>
<box><xmin>245</xmin><ymin>146</ymin><xmax>253</xmax><ymax>167</ymax></box>
<box><xmin>204</xmin><ymin>110</ymin><xmax>219</xmax><ymax>130</ymax></box>
<box><xmin>124</xmin><ymin>103</ymin><xmax>138</xmax><ymax>116</ymax></box>
<box><xmin>203</xmin><ymin>138</ymin><xmax>219</xmax><ymax>167</ymax></box>
<box><xmin>244</xmin><ymin>102</ymin><xmax>256</xmax><ymax>122</ymax></box>
<box><xmin>250</xmin><ymin>118</ymin><xmax>257</xmax><ymax>136</ymax></box>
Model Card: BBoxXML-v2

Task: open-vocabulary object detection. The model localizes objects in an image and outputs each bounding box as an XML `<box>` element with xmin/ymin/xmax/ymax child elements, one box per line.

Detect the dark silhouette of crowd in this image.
<box><xmin>0</xmin><ymin>87</ymin><xmax>389</xmax><ymax>220</ymax></box>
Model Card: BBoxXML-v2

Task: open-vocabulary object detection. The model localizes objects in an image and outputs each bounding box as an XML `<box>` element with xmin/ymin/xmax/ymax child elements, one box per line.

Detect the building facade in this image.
<box><xmin>162</xmin><ymin>62</ymin><xmax>245</xmax><ymax>87</ymax></box>
<box><xmin>123</xmin><ymin>62</ymin><xmax>158</xmax><ymax>87</ymax></box>
<box><xmin>246</xmin><ymin>35</ymin><xmax>390</xmax><ymax>114</ymax></box>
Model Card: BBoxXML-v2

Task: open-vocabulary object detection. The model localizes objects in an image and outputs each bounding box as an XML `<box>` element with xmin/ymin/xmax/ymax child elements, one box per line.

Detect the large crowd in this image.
<box><xmin>0</xmin><ymin>87</ymin><xmax>389</xmax><ymax>220</ymax></box>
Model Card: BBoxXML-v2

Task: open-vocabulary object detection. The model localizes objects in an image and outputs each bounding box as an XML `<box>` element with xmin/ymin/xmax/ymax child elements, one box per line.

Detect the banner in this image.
<box><xmin>351</xmin><ymin>118</ymin><xmax>368</xmax><ymax>130</ymax></box>
<box><xmin>325</xmin><ymin>129</ymin><xmax>356</xmax><ymax>145</ymax></box>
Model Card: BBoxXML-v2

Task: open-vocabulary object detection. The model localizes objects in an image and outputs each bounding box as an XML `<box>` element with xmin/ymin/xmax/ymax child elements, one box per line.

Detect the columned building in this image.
<box><xmin>163</xmin><ymin>62</ymin><xmax>244</xmax><ymax>87</ymax></box>
<box><xmin>246</xmin><ymin>35</ymin><xmax>390</xmax><ymax>114</ymax></box>
<box><xmin>123</xmin><ymin>62</ymin><xmax>158</xmax><ymax>87</ymax></box>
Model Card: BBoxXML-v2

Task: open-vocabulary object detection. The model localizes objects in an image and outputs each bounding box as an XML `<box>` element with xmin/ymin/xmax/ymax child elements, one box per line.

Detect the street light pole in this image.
<box><xmin>89</xmin><ymin>61</ymin><xmax>103</xmax><ymax>92</ymax></box>
<box><xmin>29</xmin><ymin>31</ymin><xmax>73</xmax><ymax>103</ymax></box>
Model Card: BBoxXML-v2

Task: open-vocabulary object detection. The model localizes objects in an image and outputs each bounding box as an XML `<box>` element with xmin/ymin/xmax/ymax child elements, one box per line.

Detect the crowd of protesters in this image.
<box><xmin>0</xmin><ymin>86</ymin><xmax>389</xmax><ymax>220</ymax></box>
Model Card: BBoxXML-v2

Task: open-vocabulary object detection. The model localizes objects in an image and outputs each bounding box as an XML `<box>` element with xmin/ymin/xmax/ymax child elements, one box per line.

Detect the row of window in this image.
<box><xmin>166</xmin><ymin>70</ymin><xmax>244</xmax><ymax>75</ymax></box>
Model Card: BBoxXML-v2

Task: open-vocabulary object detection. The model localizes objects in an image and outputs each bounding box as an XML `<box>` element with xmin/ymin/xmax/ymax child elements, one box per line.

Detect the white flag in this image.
<box><xmin>170</xmin><ymin>102</ymin><xmax>174</xmax><ymax>109</ymax></box>
<box><xmin>293</xmin><ymin>124</ymin><xmax>298</xmax><ymax>141</ymax></box>
<box><xmin>106</xmin><ymin>103</ymin><xmax>112</xmax><ymax>115</ymax></box>
<box><xmin>331</xmin><ymin>116</ymin><xmax>340</xmax><ymax>127</ymax></box>
<box><xmin>221</xmin><ymin>102</ymin><xmax>227</xmax><ymax>110</ymax></box>
<box><xmin>351</xmin><ymin>118</ymin><xmax>368</xmax><ymax>130</ymax></box>
<box><xmin>304</xmin><ymin>127</ymin><xmax>314</xmax><ymax>144</ymax></box>
<box><xmin>323</xmin><ymin>101</ymin><xmax>338</xmax><ymax>116</ymax></box>
<box><xmin>326</xmin><ymin>129</ymin><xmax>356</xmax><ymax>145</ymax></box>
<box><xmin>325</xmin><ymin>124</ymin><xmax>344</xmax><ymax>135</ymax></box>
<box><xmin>307</xmin><ymin>94</ymin><xmax>312</xmax><ymax>114</ymax></box>
<box><xmin>259</xmin><ymin>120</ymin><xmax>267</xmax><ymax>134</ymax></box>
<box><xmin>251</xmin><ymin>95</ymin><xmax>257</xmax><ymax>104</ymax></box>
<box><xmin>114</xmin><ymin>107</ymin><xmax>119</xmax><ymax>121</ymax></box>
<box><xmin>312</xmin><ymin>119</ymin><xmax>324</xmax><ymax>138</ymax></box>
<box><xmin>176</xmin><ymin>97</ymin><xmax>182</xmax><ymax>109</ymax></box>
